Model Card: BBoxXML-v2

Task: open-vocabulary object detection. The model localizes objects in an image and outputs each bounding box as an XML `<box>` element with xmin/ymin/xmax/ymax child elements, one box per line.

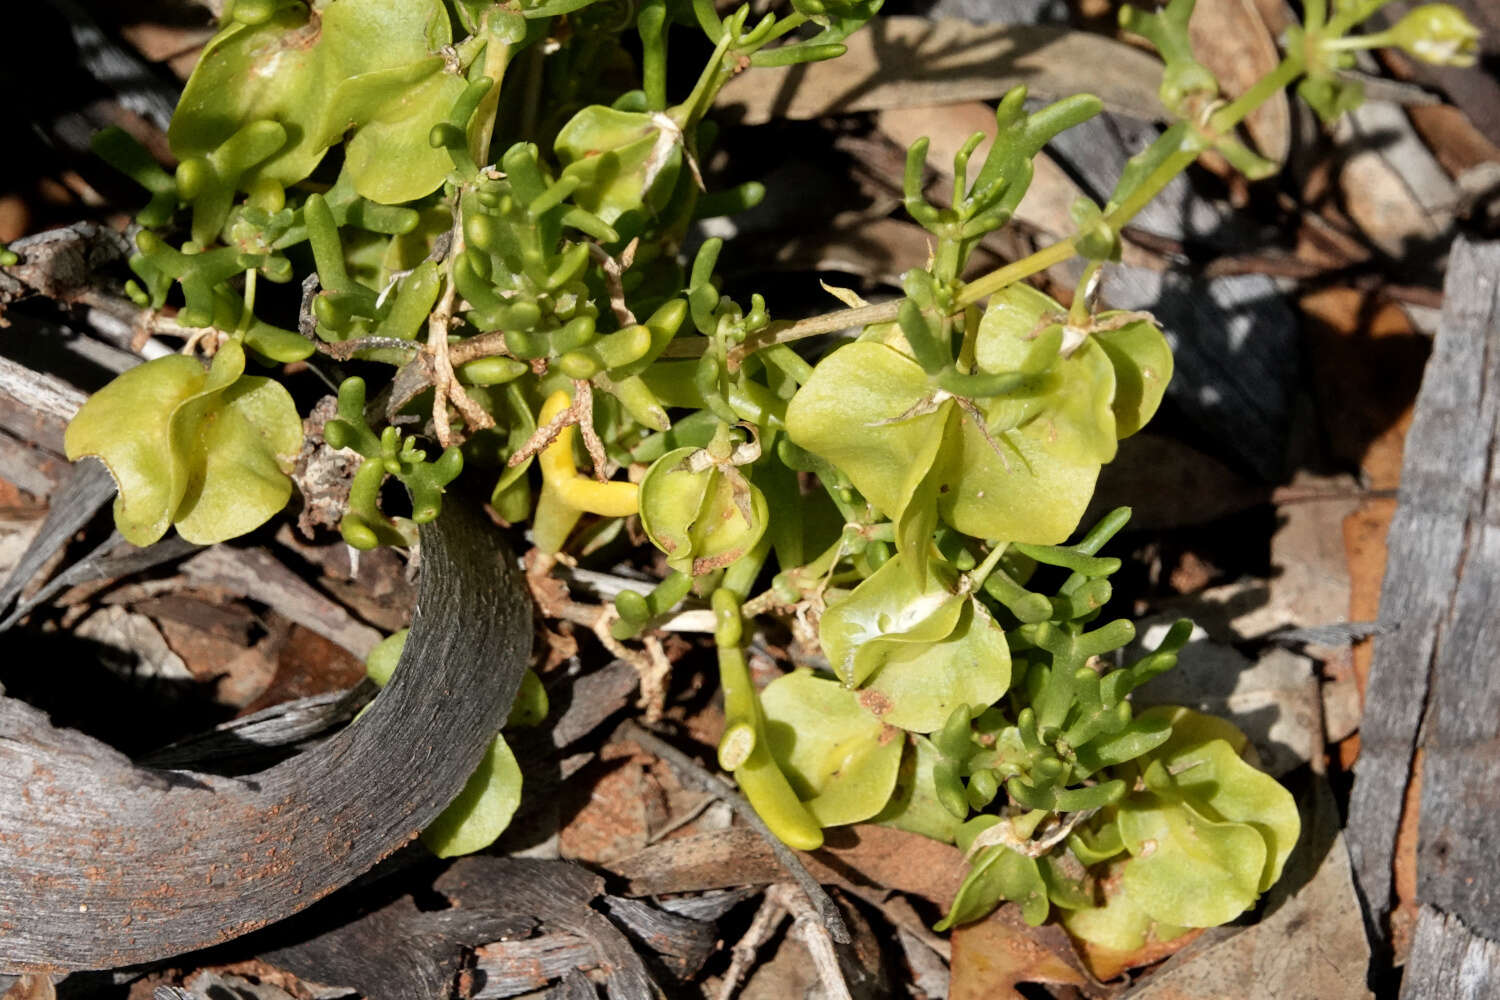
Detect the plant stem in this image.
<box><xmin>469</xmin><ymin>33</ymin><xmax>514</xmax><ymax>168</ymax></box>
<box><xmin>1210</xmin><ymin>55</ymin><xmax>1305</xmax><ymax>133</ymax></box>
<box><xmin>238</xmin><ymin>267</ymin><xmax>257</xmax><ymax>335</ymax></box>
<box><xmin>955</xmin><ymin>237</ymin><xmax>1084</xmax><ymax>309</ymax></box>
<box><xmin>730</xmin><ymin>53</ymin><xmax>1307</xmax><ymax>362</ymax></box>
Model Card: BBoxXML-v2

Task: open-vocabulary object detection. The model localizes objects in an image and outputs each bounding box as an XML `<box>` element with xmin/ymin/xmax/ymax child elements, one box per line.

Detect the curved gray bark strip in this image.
<box><xmin>0</xmin><ymin>457</ymin><xmax>116</xmax><ymax>614</ymax></box>
<box><xmin>0</xmin><ymin>500</ymin><xmax>531</xmax><ymax>974</ymax></box>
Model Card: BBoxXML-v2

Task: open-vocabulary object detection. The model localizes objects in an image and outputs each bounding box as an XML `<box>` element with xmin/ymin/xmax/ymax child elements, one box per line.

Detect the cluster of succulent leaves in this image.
<box><xmin>62</xmin><ymin>0</ymin><xmax>1476</xmax><ymax>947</ymax></box>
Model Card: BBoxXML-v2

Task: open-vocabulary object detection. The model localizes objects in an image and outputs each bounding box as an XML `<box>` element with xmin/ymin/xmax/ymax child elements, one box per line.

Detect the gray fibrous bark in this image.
<box><xmin>0</xmin><ymin>498</ymin><xmax>532</xmax><ymax>975</ymax></box>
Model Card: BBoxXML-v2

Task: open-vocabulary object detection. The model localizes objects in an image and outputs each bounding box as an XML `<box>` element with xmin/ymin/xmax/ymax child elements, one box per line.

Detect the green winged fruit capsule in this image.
<box><xmin>64</xmin><ymin>339</ymin><xmax>302</xmax><ymax>546</ymax></box>
<box><xmin>639</xmin><ymin>446</ymin><xmax>768</xmax><ymax>576</ymax></box>
<box><xmin>554</xmin><ymin>106</ymin><xmax>683</xmax><ymax>225</ymax></box>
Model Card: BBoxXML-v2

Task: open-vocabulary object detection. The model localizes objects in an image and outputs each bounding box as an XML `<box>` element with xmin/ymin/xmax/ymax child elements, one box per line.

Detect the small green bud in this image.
<box><xmin>1389</xmin><ymin>4</ymin><xmax>1481</xmax><ymax>66</ymax></box>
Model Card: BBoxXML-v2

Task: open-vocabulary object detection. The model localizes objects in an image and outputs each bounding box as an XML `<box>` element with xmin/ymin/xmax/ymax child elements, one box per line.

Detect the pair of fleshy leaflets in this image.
<box><xmin>816</xmin><ymin>553</ymin><xmax>1011</xmax><ymax>733</ymax></box>
<box><xmin>941</xmin><ymin>284</ymin><xmax>1172</xmax><ymax>542</ymax></box>
<box><xmin>171</xmin><ymin>0</ymin><xmax>485</xmax><ymax>204</ymax></box>
<box><xmin>554</xmin><ymin>106</ymin><xmax>684</xmax><ymax>226</ymax></box>
<box><xmin>64</xmin><ymin>338</ymin><xmax>302</xmax><ymax>546</ymax></box>
<box><xmin>758</xmin><ymin>670</ymin><xmax>905</xmax><ymax>827</ymax></box>
<box><xmin>936</xmin><ymin>814</ymin><xmax>1050</xmax><ymax>930</ymax></box>
<box><xmin>785</xmin><ymin>282</ymin><xmax>1172</xmax><ymax>547</ymax></box>
<box><xmin>1062</xmin><ymin>707</ymin><xmax>1300</xmax><ymax>948</ymax></box>
<box><xmin>975</xmin><ymin>283</ymin><xmax>1172</xmax><ymax>444</ymax></box>
<box><xmin>1112</xmin><ymin>708</ymin><xmax>1300</xmax><ymax>916</ymax></box>
<box><xmin>364</xmin><ymin>629</ymin><xmax>547</xmax><ymax>858</ymax></box>
<box><xmin>1057</xmin><ymin>854</ymin><xmax>1193</xmax><ymax>956</ymax></box>
<box><xmin>639</xmin><ymin>444</ymin><xmax>767</xmax><ymax>576</ymax></box>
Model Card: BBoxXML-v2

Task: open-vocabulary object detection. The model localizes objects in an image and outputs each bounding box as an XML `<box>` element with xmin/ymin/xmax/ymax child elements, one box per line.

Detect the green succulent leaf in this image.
<box><xmin>818</xmin><ymin>552</ymin><xmax>964</xmax><ymax>688</ymax></box>
<box><xmin>1068</xmin><ymin>819</ymin><xmax>1126</xmax><ymax>866</ymax></box>
<box><xmin>936</xmin><ymin>842</ymin><xmax>1049</xmax><ymax>930</ymax></box>
<box><xmin>64</xmin><ymin>339</ymin><xmax>301</xmax><ymax>546</ymax></box>
<box><xmin>507</xmin><ymin>669</ymin><xmax>550</xmax><ymax>728</ymax></box>
<box><xmin>555</xmin><ymin>106</ymin><xmax>682</xmax><ymax>225</ymax></box>
<box><xmin>420</xmin><ymin>732</ymin><xmax>524</xmax><ymax>858</ymax></box>
<box><xmin>861</xmin><ymin>597</ymin><xmax>1011</xmax><ymax>733</ymax></box>
<box><xmin>365</xmin><ymin>627</ymin><xmax>409</xmax><ymax>688</ymax></box>
<box><xmin>1153</xmin><ymin>736</ymin><xmax>1301</xmax><ymax>892</ymax></box>
<box><xmin>1072</xmin><ymin>715</ymin><xmax>1172</xmax><ymax>775</ymax></box>
<box><xmin>971</xmin><ymin>283</ymin><xmax>1117</xmax><ymax>467</ymax></box>
<box><xmin>785</xmin><ymin>340</ymin><xmax>948</xmax><ymax>527</ymax></box>
<box><xmin>173</xmin><ymin>373</ymin><xmax>304</xmax><ymax>543</ymax></box>
<box><xmin>341</xmin><ymin>62</ymin><xmax>472</xmax><ymax>203</ymax></box>
<box><xmin>1039</xmin><ymin>850</ymin><xmax>1094</xmax><ymax>910</ymax></box>
<box><xmin>171</xmin><ymin>0</ymin><xmax>467</xmax><ymax>203</ymax></box>
<box><xmin>1092</xmin><ymin>316</ymin><xmax>1173</xmax><ymax>438</ymax></box>
<box><xmin>932</xmin><ymin>402</ymin><xmax>1100</xmax><ymax>544</ymax></box>
<box><xmin>1059</xmin><ymin>856</ymin><xmax>1191</xmax><ymax>952</ymax></box>
<box><xmin>761</xmin><ymin>670</ymin><xmax>905</xmax><ymax>827</ymax></box>
<box><xmin>1116</xmin><ymin>772</ymin><xmax>1268</xmax><ymax>928</ymax></box>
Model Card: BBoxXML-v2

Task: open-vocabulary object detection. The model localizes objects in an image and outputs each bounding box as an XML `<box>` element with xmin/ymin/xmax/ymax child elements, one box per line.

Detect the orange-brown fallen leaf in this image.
<box><xmin>950</xmin><ymin>905</ymin><xmax>1098</xmax><ymax>1000</ymax></box>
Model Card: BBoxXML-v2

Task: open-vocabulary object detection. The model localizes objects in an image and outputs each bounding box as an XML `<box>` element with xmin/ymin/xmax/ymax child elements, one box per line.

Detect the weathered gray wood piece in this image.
<box><xmin>1408</xmin><ymin>240</ymin><xmax>1500</xmax><ymax>955</ymax></box>
<box><xmin>0</xmin><ymin>457</ymin><xmax>117</xmax><ymax>613</ymax></box>
<box><xmin>1345</xmin><ymin>239</ymin><xmax>1500</xmax><ymax>961</ymax></box>
<box><xmin>1402</xmin><ymin>905</ymin><xmax>1500</xmax><ymax>1000</ymax></box>
<box><xmin>0</xmin><ymin>500</ymin><xmax>531</xmax><ymax>974</ymax></box>
<box><xmin>0</xmin><ymin>531</ymin><xmax>198</xmax><ymax>632</ymax></box>
<box><xmin>139</xmin><ymin>684</ymin><xmax>376</xmax><ymax>771</ymax></box>
<box><xmin>438</xmin><ymin>859</ymin><xmax>655</xmax><ymax>1000</ymax></box>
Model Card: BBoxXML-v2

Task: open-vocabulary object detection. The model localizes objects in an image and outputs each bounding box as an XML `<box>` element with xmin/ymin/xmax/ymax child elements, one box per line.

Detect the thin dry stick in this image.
<box><xmin>588</xmin><ymin>239</ymin><xmax>639</xmax><ymax>328</ymax></box>
<box><xmin>447</xmin><ymin>329</ymin><xmax>511</xmax><ymax>366</ymax></box>
<box><xmin>570</xmin><ymin>378</ymin><xmax>611</xmax><ymax>482</ymax></box>
<box><xmin>716</xmin><ymin>888</ymin><xmax>788</xmax><ymax>1000</ymax></box>
<box><xmin>612</xmin><ymin>719</ymin><xmax>851</xmax><ymax>944</ymax></box>
<box><xmin>770</xmin><ymin>882</ymin><xmax>854</xmax><ymax>1000</ymax></box>
<box><xmin>508</xmin><ymin>398</ymin><xmax>577</xmax><ymax>467</ymax></box>
<box><xmin>506</xmin><ymin>381</ymin><xmax>609</xmax><ymax>478</ymax></box>
<box><xmin>426</xmin><ymin>211</ymin><xmax>494</xmax><ymax>446</ymax></box>
<box><xmin>591</xmin><ymin>605</ymin><xmax>669</xmax><ymax>723</ymax></box>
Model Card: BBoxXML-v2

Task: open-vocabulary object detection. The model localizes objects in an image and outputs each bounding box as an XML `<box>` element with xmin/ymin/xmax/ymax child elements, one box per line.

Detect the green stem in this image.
<box><xmin>238</xmin><ymin>268</ymin><xmax>257</xmax><ymax>335</ymax></box>
<box><xmin>728</xmin><ymin>53</ymin><xmax>1307</xmax><ymax>362</ymax></box>
<box><xmin>966</xmin><ymin>542</ymin><xmax>1010</xmax><ymax>592</ymax></box>
<box><xmin>1068</xmin><ymin>261</ymin><xmax>1102</xmax><ymax>328</ymax></box>
<box><xmin>1209</xmin><ymin>55</ymin><xmax>1305</xmax><ymax>133</ymax></box>
<box><xmin>723</xmin><ymin>533</ymin><xmax>772</xmax><ymax>600</ymax></box>
<box><xmin>469</xmin><ymin>33</ymin><xmax>514</xmax><ymax>168</ymax></box>
<box><xmin>677</xmin><ymin>28</ymin><xmax>736</xmax><ymax>128</ymax></box>
<box><xmin>954</xmin><ymin>237</ymin><xmax>1087</xmax><ymax>309</ymax></box>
